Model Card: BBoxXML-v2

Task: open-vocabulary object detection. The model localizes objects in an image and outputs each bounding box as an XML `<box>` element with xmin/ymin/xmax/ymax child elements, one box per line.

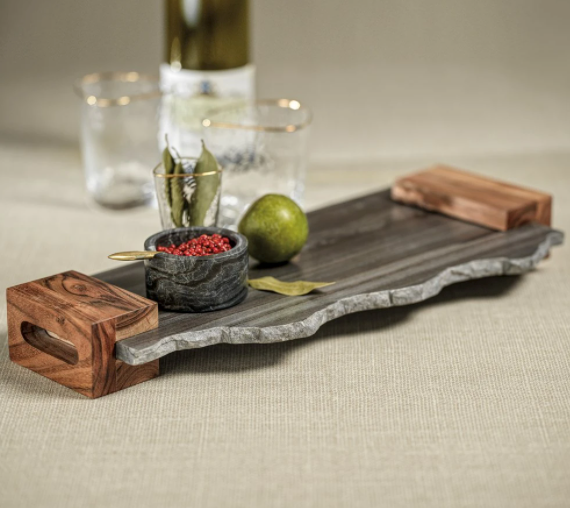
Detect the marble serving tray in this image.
<box><xmin>96</xmin><ymin>189</ymin><xmax>563</xmax><ymax>366</ymax></box>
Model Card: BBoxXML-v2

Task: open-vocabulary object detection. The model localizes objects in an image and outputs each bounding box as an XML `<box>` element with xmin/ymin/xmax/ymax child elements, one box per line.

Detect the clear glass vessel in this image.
<box><xmin>75</xmin><ymin>72</ymin><xmax>162</xmax><ymax>209</ymax></box>
<box><xmin>153</xmin><ymin>158</ymin><xmax>222</xmax><ymax>229</ymax></box>
<box><xmin>160</xmin><ymin>0</ymin><xmax>255</xmax><ymax>157</ymax></box>
<box><xmin>201</xmin><ymin>99</ymin><xmax>312</xmax><ymax>228</ymax></box>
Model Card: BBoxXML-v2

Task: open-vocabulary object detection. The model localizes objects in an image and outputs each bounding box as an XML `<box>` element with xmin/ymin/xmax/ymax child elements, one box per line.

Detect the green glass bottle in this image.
<box><xmin>160</xmin><ymin>0</ymin><xmax>255</xmax><ymax>154</ymax></box>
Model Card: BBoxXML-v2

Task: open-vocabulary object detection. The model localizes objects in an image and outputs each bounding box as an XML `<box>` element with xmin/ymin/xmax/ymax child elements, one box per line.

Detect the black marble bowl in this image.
<box><xmin>144</xmin><ymin>227</ymin><xmax>249</xmax><ymax>312</ymax></box>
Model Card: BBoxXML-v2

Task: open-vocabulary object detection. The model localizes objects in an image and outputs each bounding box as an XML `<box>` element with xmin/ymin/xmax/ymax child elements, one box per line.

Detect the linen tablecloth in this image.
<box><xmin>1</xmin><ymin>145</ymin><xmax>569</xmax><ymax>508</ymax></box>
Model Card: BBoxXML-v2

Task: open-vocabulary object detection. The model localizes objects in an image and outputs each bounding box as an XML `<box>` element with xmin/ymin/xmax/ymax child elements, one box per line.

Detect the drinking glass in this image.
<box><xmin>75</xmin><ymin>72</ymin><xmax>162</xmax><ymax>209</ymax></box>
<box><xmin>160</xmin><ymin>80</ymin><xmax>250</xmax><ymax>158</ymax></box>
<box><xmin>201</xmin><ymin>99</ymin><xmax>312</xmax><ymax>228</ymax></box>
<box><xmin>153</xmin><ymin>158</ymin><xmax>222</xmax><ymax>229</ymax></box>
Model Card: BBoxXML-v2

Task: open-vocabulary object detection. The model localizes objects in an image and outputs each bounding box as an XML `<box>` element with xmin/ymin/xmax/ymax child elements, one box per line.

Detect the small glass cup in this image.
<box><xmin>153</xmin><ymin>158</ymin><xmax>222</xmax><ymax>229</ymax></box>
<box><xmin>201</xmin><ymin>99</ymin><xmax>312</xmax><ymax>228</ymax></box>
<box><xmin>74</xmin><ymin>72</ymin><xmax>162</xmax><ymax>209</ymax></box>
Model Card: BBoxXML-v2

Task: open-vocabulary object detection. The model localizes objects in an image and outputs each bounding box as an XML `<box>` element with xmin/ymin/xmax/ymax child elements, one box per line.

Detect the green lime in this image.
<box><xmin>238</xmin><ymin>194</ymin><xmax>309</xmax><ymax>264</ymax></box>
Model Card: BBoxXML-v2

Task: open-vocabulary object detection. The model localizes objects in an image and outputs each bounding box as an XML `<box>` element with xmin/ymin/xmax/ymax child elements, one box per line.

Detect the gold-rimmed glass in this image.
<box><xmin>201</xmin><ymin>99</ymin><xmax>312</xmax><ymax>228</ymax></box>
<box><xmin>153</xmin><ymin>158</ymin><xmax>223</xmax><ymax>229</ymax></box>
<box><xmin>75</xmin><ymin>72</ymin><xmax>162</xmax><ymax>209</ymax></box>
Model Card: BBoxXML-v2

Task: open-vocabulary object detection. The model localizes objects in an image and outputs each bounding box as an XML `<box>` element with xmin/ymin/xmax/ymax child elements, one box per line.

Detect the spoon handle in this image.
<box><xmin>108</xmin><ymin>251</ymin><xmax>159</xmax><ymax>261</ymax></box>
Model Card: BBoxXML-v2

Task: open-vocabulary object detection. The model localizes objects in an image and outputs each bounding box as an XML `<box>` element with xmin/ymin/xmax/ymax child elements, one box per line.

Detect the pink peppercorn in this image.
<box><xmin>158</xmin><ymin>234</ymin><xmax>233</xmax><ymax>257</ymax></box>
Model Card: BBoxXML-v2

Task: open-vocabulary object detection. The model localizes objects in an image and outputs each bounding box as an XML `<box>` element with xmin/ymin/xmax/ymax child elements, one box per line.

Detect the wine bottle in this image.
<box><xmin>160</xmin><ymin>0</ymin><xmax>255</xmax><ymax>155</ymax></box>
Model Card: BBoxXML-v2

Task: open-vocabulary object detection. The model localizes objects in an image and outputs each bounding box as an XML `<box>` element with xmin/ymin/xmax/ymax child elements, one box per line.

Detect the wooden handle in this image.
<box><xmin>108</xmin><ymin>251</ymin><xmax>158</xmax><ymax>261</ymax></box>
<box><xmin>391</xmin><ymin>165</ymin><xmax>552</xmax><ymax>231</ymax></box>
<box><xmin>20</xmin><ymin>322</ymin><xmax>79</xmax><ymax>365</ymax></box>
<box><xmin>7</xmin><ymin>271</ymin><xmax>159</xmax><ymax>398</ymax></box>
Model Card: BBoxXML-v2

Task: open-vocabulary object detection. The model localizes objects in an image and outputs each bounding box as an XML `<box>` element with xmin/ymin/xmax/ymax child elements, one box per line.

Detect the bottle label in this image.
<box><xmin>159</xmin><ymin>64</ymin><xmax>256</xmax><ymax>155</ymax></box>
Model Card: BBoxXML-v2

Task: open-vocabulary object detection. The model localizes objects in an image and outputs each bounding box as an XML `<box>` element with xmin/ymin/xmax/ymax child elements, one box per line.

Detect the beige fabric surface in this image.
<box><xmin>0</xmin><ymin>149</ymin><xmax>569</xmax><ymax>508</ymax></box>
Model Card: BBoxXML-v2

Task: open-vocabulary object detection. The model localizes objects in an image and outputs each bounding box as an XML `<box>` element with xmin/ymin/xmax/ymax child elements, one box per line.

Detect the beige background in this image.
<box><xmin>1</xmin><ymin>2</ymin><xmax>570</xmax><ymax>507</ymax></box>
<box><xmin>2</xmin><ymin>0</ymin><xmax>570</xmax><ymax>160</ymax></box>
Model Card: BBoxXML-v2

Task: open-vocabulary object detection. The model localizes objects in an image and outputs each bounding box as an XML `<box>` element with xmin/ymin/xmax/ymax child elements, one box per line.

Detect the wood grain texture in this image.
<box><xmin>7</xmin><ymin>271</ymin><xmax>159</xmax><ymax>398</ymax></box>
<box><xmin>92</xmin><ymin>190</ymin><xmax>563</xmax><ymax>366</ymax></box>
<box><xmin>391</xmin><ymin>165</ymin><xmax>552</xmax><ymax>231</ymax></box>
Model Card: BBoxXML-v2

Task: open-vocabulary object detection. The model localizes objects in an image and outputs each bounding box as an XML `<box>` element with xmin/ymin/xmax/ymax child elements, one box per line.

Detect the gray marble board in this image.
<box><xmin>95</xmin><ymin>190</ymin><xmax>564</xmax><ymax>366</ymax></box>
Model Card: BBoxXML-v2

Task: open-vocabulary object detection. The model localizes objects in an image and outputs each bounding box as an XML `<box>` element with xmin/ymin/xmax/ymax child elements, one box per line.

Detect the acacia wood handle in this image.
<box><xmin>7</xmin><ymin>270</ymin><xmax>160</xmax><ymax>398</ymax></box>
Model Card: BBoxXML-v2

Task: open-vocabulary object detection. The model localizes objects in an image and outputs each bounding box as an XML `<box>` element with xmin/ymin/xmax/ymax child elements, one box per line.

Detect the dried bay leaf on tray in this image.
<box><xmin>248</xmin><ymin>277</ymin><xmax>335</xmax><ymax>296</ymax></box>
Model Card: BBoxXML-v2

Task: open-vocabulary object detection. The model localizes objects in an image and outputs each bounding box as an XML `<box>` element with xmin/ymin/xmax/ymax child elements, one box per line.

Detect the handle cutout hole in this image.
<box><xmin>20</xmin><ymin>322</ymin><xmax>79</xmax><ymax>365</ymax></box>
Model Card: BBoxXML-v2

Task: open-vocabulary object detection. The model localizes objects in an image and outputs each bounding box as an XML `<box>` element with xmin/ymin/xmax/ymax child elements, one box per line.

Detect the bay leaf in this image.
<box><xmin>162</xmin><ymin>136</ymin><xmax>175</xmax><ymax>208</ymax></box>
<box><xmin>248</xmin><ymin>277</ymin><xmax>335</xmax><ymax>296</ymax></box>
<box><xmin>188</xmin><ymin>140</ymin><xmax>221</xmax><ymax>226</ymax></box>
<box><xmin>170</xmin><ymin>161</ymin><xmax>185</xmax><ymax>227</ymax></box>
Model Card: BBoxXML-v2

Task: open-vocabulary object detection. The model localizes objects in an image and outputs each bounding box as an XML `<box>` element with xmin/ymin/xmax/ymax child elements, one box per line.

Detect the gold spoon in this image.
<box><xmin>108</xmin><ymin>251</ymin><xmax>159</xmax><ymax>261</ymax></box>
